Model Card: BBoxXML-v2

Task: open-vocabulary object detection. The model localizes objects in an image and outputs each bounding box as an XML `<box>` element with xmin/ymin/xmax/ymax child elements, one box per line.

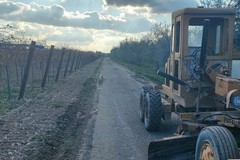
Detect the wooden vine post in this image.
<box><xmin>18</xmin><ymin>41</ymin><xmax>36</xmax><ymax>100</ymax></box>
<box><xmin>55</xmin><ymin>48</ymin><xmax>65</xmax><ymax>82</ymax></box>
<box><xmin>41</xmin><ymin>45</ymin><xmax>54</xmax><ymax>88</ymax></box>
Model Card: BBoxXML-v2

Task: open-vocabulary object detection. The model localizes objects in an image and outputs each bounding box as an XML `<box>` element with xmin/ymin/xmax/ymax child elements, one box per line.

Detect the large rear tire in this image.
<box><xmin>144</xmin><ymin>90</ymin><xmax>163</xmax><ymax>131</ymax></box>
<box><xmin>195</xmin><ymin>126</ymin><xmax>239</xmax><ymax>160</ymax></box>
<box><xmin>139</xmin><ymin>86</ymin><xmax>153</xmax><ymax>122</ymax></box>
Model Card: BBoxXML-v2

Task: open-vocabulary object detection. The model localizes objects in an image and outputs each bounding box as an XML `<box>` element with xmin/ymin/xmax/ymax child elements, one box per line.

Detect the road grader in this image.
<box><xmin>139</xmin><ymin>7</ymin><xmax>240</xmax><ymax>160</ymax></box>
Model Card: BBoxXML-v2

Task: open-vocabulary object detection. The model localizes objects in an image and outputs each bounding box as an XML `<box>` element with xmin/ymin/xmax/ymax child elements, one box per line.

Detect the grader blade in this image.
<box><xmin>148</xmin><ymin>135</ymin><xmax>198</xmax><ymax>160</ymax></box>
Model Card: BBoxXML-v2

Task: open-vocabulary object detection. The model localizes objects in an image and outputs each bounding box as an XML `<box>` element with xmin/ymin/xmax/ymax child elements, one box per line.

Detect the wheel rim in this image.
<box><xmin>200</xmin><ymin>142</ymin><xmax>215</xmax><ymax>160</ymax></box>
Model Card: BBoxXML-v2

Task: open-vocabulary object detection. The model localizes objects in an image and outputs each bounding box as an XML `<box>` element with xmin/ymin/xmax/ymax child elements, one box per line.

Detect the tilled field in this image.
<box><xmin>0</xmin><ymin>58</ymin><xmax>103</xmax><ymax>160</ymax></box>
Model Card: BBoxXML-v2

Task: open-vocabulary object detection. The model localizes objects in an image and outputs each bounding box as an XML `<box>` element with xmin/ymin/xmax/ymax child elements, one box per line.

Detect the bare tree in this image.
<box><xmin>0</xmin><ymin>24</ymin><xmax>31</xmax><ymax>44</ymax></box>
<box><xmin>146</xmin><ymin>22</ymin><xmax>171</xmax><ymax>68</ymax></box>
<box><xmin>199</xmin><ymin>0</ymin><xmax>238</xmax><ymax>8</ymax></box>
<box><xmin>0</xmin><ymin>24</ymin><xmax>15</xmax><ymax>43</ymax></box>
<box><xmin>199</xmin><ymin>0</ymin><xmax>213</xmax><ymax>7</ymax></box>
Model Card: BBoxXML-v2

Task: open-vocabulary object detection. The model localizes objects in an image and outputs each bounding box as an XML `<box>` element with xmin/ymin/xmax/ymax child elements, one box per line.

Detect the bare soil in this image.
<box><xmin>0</xmin><ymin>58</ymin><xmax>103</xmax><ymax>160</ymax></box>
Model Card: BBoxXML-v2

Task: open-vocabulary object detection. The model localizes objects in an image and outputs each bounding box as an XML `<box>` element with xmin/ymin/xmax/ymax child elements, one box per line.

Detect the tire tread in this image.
<box><xmin>144</xmin><ymin>89</ymin><xmax>163</xmax><ymax>131</ymax></box>
<box><xmin>195</xmin><ymin>126</ymin><xmax>239</xmax><ymax>160</ymax></box>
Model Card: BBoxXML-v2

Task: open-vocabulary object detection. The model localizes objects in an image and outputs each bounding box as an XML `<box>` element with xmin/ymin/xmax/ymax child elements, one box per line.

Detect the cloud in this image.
<box><xmin>104</xmin><ymin>0</ymin><xmax>146</xmax><ymax>7</ymax></box>
<box><xmin>0</xmin><ymin>1</ymin><xmax>22</xmax><ymax>15</ymax></box>
<box><xmin>13</xmin><ymin>21</ymin><xmax>135</xmax><ymax>52</ymax></box>
<box><xmin>86</xmin><ymin>30</ymin><xmax>142</xmax><ymax>52</ymax></box>
<box><xmin>2</xmin><ymin>0</ymin><xmax>194</xmax><ymax>52</ymax></box>
<box><xmin>15</xmin><ymin>22</ymin><xmax>95</xmax><ymax>49</ymax></box>
<box><xmin>21</xmin><ymin>3</ymin><xmax>65</xmax><ymax>25</ymax></box>
<box><xmin>0</xmin><ymin>1</ymin><xmax>152</xmax><ymax>33</ymax></box>
<box><xmin>47</xmin><ymin>28</ymin><xmax>93</xmax><ymax>43</ymax></box>
<box><xmin>104</xmin><ymin>0</ymin><xmax>197</xmax><ymax>13</ymax></box>
<box><xmin>60</xmin><ymin>0</ymin><xmax>103</xmax><ymax>12</ymax></box>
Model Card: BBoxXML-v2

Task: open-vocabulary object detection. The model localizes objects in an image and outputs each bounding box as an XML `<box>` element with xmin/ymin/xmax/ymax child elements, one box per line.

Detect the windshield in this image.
<box><xmin>188</xmin><ymin>26</ymin><xmax>203</xmax><ymax>47</ymax></box>
<box><xmin>188</xmin><ymin>17</ymin><xmax>228</xmax><ymax>56</ymax></box>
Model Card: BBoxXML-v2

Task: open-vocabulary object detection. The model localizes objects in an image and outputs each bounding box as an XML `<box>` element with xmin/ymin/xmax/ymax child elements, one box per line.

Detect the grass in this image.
<box><xmin>112</xmin><ymin>58</ymin><xmax>164</xmax><ymax>84</ymax></box>
<box><xmin>53</xmin><ymin>101</ymin><xmax>65</xmax><ymax>108</ymax></box>
<box><xmin>0</xmin><ymin>101</ymin><xmax>16</xmax><ymax>116</ymax></box>
<box><xmin>0</xmin><ymin>58</ymin><xmax>103</xmax><ymax>116</ymax></box>
<box><xmin>77</xmin><ymin>58</ymin><xmax>103</xmax><ymax>106</ymax></box>
<box><xmin>65</xmin><ymin>137</ymin><xmax>76</xmax><ymax>147</ymax></box>
<box><xmin>0</xmin><ymin>84</ymin><xmax>53</xmax><ymax>116</ymax></box>
<box><xmin>0</xmin><ymin>87</ymin><xmax>20</xmax><ymax>116</ymax></box>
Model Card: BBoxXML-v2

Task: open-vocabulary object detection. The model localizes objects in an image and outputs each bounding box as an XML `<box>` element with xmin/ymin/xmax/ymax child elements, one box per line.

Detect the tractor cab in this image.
<box><xmin>162</xmin><ymin>8</ymin><xmax>237</xmax><ymax>108</ymax></box>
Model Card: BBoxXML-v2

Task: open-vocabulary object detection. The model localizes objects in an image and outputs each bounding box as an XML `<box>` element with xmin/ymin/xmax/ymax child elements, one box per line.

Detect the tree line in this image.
<box><xmin>111</xmin><ymin>22</ymin><xmax>170</xmax><ymax>70</ymax></box>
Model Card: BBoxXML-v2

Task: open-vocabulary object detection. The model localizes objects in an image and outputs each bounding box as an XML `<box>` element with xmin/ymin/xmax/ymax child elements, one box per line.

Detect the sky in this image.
<box><xmin>0</xmin><ymin>0</ymin><xmax>199</xmax><ymax>53</ymax></box>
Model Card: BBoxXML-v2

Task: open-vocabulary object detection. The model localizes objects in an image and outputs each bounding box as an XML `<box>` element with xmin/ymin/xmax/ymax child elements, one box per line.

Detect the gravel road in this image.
<box><xmin>81</xmin><ymin>58</ymin><xmax>179</xmax><ymax>160</ymax></box>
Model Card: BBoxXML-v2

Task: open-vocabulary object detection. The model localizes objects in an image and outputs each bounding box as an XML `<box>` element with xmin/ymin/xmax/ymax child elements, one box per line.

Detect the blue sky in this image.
<box><xmin>0</xmin><ymin>0</ymin><xmax>198</xmax><ymax>52</ymax></box>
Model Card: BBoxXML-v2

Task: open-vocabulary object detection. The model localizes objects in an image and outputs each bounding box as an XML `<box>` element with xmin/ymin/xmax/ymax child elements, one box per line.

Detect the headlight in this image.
<box><xmin>232</xmin><ymin>96</ymin><xmax>240</xmax><ymax>107</ymax></box>
<box><xmin>230</xmin><ymin>92</ymin><xmax>240</xmax><ymax>108</ymax></box>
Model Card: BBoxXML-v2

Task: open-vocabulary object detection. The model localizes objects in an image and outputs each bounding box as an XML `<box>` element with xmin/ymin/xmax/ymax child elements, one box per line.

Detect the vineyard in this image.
<box><xmin>0</xmin><ymin>41</ymin><xmax>101</xmax><ymax>114</ymax></box>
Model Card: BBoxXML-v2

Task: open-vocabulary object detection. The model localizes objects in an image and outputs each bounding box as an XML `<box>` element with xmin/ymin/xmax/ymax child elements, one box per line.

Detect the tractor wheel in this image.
<box><xmin>144</xmin><ymin>90</ymin><xmax>163</xmax><ymax>131</ymax></box>
<box><xmin>139</xmin><ymin>85</ymin><xmax>153</xmax><ymax>122</ymax></box>
<box><xmin>195</xmin><ymin>126</ymin><xmax>239</xmax><ymax>160</ymax></box>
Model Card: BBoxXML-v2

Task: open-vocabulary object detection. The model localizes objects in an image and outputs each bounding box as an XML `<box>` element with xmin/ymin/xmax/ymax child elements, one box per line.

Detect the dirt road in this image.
<box><xmin>78</xmin><ymin>58</ymin><xmax>179</xmax><ymax>160</ymax></box>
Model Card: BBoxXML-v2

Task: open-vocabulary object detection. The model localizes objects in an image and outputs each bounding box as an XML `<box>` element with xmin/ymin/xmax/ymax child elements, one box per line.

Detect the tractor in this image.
<box><xmin>139</xmin><ymin>7</ymin><xmax>240</xmax><ymax>160</ymax></box>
